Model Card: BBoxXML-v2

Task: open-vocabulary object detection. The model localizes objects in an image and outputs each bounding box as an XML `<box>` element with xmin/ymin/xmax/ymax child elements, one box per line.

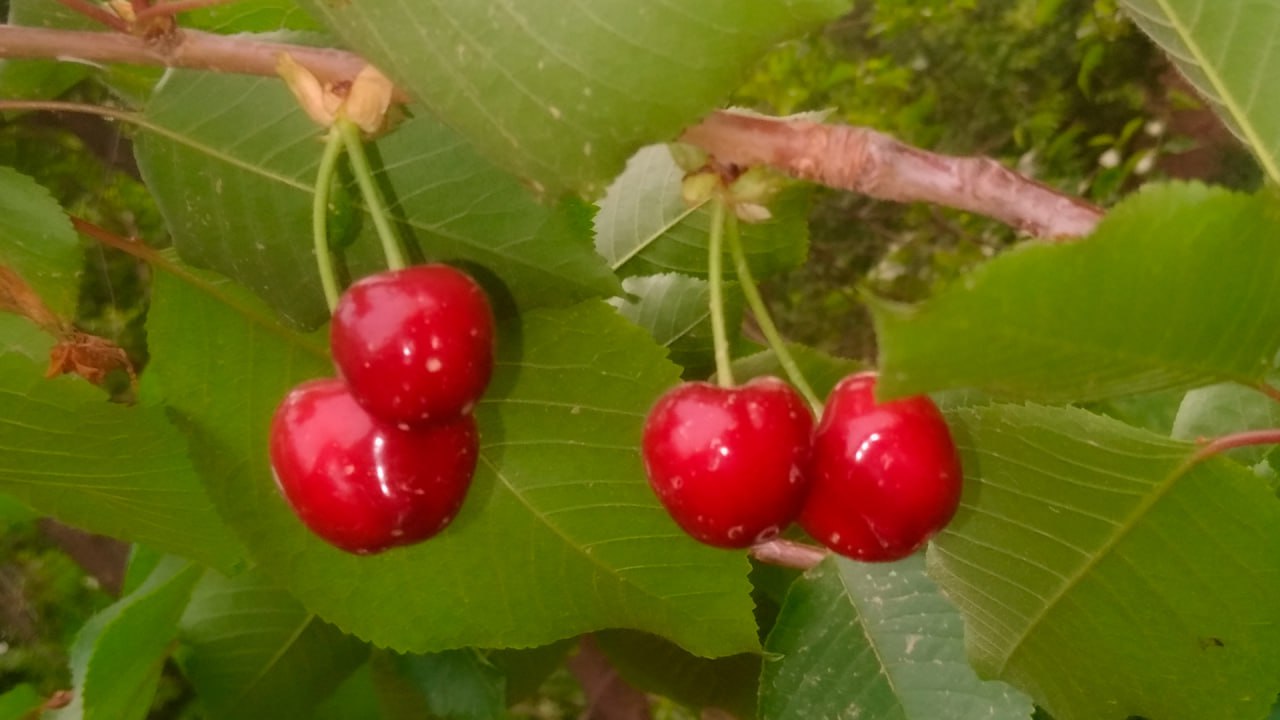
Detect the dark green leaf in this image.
<box><xmin>596</xmin><ymin>146</ymin><xmax>810</xmax><ymax>280</ymax></box>
<box><xmin>314</xmin><ymin>663</ymin><xmax>383</xmax><ymax>720</ymax></box>
<box><xmin>178</xmin><ymin>568</ymin><xmax>369</xmax><ymax>720</ymax></box>
<box><xmin>731</xmin><ymin>344</ymin><xmax>863</xmax><ymax>399</ymax></box>
<box><xmin>0</xmin><ymin>338</ymin><xmax>243</xmax><ymax>572</ymax></box>
<box><xmin>392</xmin><ymin>650</ymin><xmax>505</xmax><ymax>720</ymax></box>
<box><xmin>293</xmin><ymin>1</ymin><xmax>853</xmax><ymax>196</ymax></box>
<box><xmin>135</xmin><ymin>70</ymin><xmax>619</xmax><ymax>329</ymax></box>
<box><xmin>595</xmin><ymin>630</ymin><xmax>761</xmax><ymax>718</ymax></box>
<box><xmin>761</xmin><ymin>554</ymin><xmax>1032</xmax><ymax>720</ymax></box>
<box><xmin>62</xmin><ymin>557</ymin><xmax>202</xmax><ymax>720</ymax></box>
<box><xmin>0</xmin><ymin>165</ymin><xmax>82</xmax><ymax>319</ymax></box>
<box><xmin>875</xmin><ymin>184</ymin><xmax>1280</xmax><ymax>403</ymax></box>
<box><xmin>146</xmin><ymin>263</ymin><xmax>758</xmax><ymax>656</ymax></box>
<box><xmin>931</xmin><ymin>403</ymin><xmax>1280</xmax><ymax>720</ymax></box>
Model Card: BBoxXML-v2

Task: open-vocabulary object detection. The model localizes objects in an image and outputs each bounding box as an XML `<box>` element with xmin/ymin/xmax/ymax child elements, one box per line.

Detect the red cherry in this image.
<box><xmin>641</xmin><ymin>377</ymin><xmax>814</xmax><ymax>548</ymax></box>
<box><xmin>800</xmin><ymin>372</ymin><xmax>962</xmax><ymax>562</ymax></box>
<box><xmin>269</xmin><ymin>378</ymin><xmax>479</xmax><ymax>554</ymax></box>
<box><xmin>331</xmin><ymin>264</ymin><xmax>495</xmax><ymax>426</ymax></box>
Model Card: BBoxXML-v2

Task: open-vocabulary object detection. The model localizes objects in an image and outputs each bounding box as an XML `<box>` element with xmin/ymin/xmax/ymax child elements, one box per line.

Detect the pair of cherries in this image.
<box><xmin>642</xmin><ymin>372</ymin><xmax>962</xmax><ymax>562</ymax></box>
<box><xmin>269</xmin><ymin>265</ymin><xmax>495</xmax><ymax>554</ymax></box>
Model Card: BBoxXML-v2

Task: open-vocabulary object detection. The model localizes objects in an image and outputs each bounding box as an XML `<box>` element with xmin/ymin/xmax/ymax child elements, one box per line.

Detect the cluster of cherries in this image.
<box><xmin>269</xmin><ymin>265</ymin><xmax>496</xmax><ymax>554</ymax></box>
<box><xmin>642</xmin><ymin>371</ymin><xmax>962</xmax><ymax>562</ymax></box>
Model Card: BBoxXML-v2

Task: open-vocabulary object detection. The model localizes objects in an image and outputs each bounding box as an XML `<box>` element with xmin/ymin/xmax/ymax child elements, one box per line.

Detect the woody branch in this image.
<box><xmin>0</xmin><ymin>24</ymin><xmax>1103</xmax><ymax>239</ymax></box>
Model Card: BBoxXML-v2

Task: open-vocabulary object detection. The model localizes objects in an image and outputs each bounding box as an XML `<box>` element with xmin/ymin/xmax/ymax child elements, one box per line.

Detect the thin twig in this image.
<box><xmin>749</xmin><ymin>538</ymin><xmax>827</xmax><ymax>570</ymax></box>
<box><xmin>1187</xmin><ymin>429</ymin><xmax>1280</xmax><ymax>466</ymax></box>
<box><xmin>1256</xmin><ymin>381</ymin><xmax>1280</xmax><ymax>405</ymax></box>
<box><xmin>51</xmin><ymin>0</ymin><xmax>130</xmax><ymax>32</ymax></box>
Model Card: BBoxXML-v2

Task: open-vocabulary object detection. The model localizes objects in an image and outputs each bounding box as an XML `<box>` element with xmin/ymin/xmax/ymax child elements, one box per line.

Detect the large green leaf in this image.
<box><xmin>178</xmin><ymin>569</ymin><xmax>369</xmax><ymax>720</ymax></box>
<box><xmin>1121</xmin><ymin>0</ymin><xmax>1280</xmax><ymax>183</ymax></box>
<box><xmin>0</xmin><ymin>325</ymin><xmax>243</xmax><ymax>572</ymax></box>
<box><xmin>294</xmin><ymin>1</ymin><xmax>852</xmax><ymax>197</ymax></box>
<box><xmin>760</xmin><ymin>554</ymin><xmax>1032</xmax><ymax>720</ymax></box>
<box><xmin>135</xmin><ymin>69</ymin><xmax>619</xmax><ymax>329</ymax></box>
<box><xmin>59</xmin><ymin>558</ymin><xmax>202</xmax><ymax>720</ymax></box>
<box><xmin>0</xmin><ymin>165</ymin><xmax>82</xmax><ymax>320</ymax></box>
<box><xmin>146</xmin><ymin>264</ymin><xmax>757</xmax><ymax>656</ymax></box>
<box><xmin>874</xmin><ymin>183</ymin><xmax>1280</xmax><ymax>403</ymax></box>
<box><xmin>930</xmin><ymin>403</ymin><xmax>1280</xmax><ymax>720</ymax></box>
<box><xmin>595</xmin><ymin>145</ymin><xmax>810</xmax><ymax>280</ymax></box>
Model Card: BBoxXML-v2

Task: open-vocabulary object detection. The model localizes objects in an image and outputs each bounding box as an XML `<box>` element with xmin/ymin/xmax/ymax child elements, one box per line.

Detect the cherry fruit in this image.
<box><xmin>331</xmin><ymin>264</ymin><xmax>495</xmax><ymax>426</ymax></box>
<box><xmin>641</xmin><ymin>376</ymin><xmax>814</xmax><ymax>548</ymax></box>
<box><xmin>800</xmin><ymin>372</ymin><xmax>962</xmax><ymax>562</ymax></box>
<box><xmin>270</xmin><ymin>378</ymin><xmax>479</xmax><ymax>554</ymax></box>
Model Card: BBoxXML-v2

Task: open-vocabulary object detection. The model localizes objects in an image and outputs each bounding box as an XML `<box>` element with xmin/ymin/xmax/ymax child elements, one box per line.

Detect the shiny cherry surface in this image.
<box><xmin>331</xmin><ymin>264</ymin><xmax>495</xmax><ymax>426</ymax></box>
<box><xmin>800</xmin><ymin>372</ymin><xmax>962</xmax><ymax>562</ymax></box>
<box><xmin>269</xmin><ymin>378</ymin><xmax>479</xmax><ymax>554</ymax></box>
<box><xmin>641</xmin><ymin>376</ymin><xmax>814</xmax><ymax>548</ymax></box>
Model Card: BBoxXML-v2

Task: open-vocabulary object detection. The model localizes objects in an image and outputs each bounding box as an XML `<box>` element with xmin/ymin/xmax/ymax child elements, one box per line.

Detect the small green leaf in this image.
<box><xmin>177</xmin><ymin>569</ymin><xmax>369</xmax><ymax>720</ymax></box>
<box><xmin>146</xmin><ymin>263</ymin><xmax>758</xmax><ymax>656</ymax></box>
<box><xmin>596</xmin><ymin>146</ymin><xmax>810</xmax><ymax>280</ymax></box>
<box><xmin>63</xmin><ymin>557</ymin><xmax>202</xmax><ymax>720</ymax></box>
<box><xmin>610</xmin><ymin>273</ymin><xmax>743</xmax><ymax>377</ymax></box>
<box><xmin>0</xmin><ymin>165</ymin><xmax>82</xmax><ymax>320</ymax></box>
<box><xmin>1121</xmin><ymin>0</ymin><xmax>1280</xmax><ymax>183</ymax></box>
<box><xmin>875</xmin><ymin>183</ymin><xmax>1280</xmax><ymax>403</ymax></box>
<box><xmin>931</xmin><ymin>403</ymin><xmax>1280</xmax><ymax>720</ymax></box>
<box><xmin>390</xmin><ymin>650</ymin><xmax>506</xmax><ymax>720</ymax></box>
<box><xmin>136</xmin><ymin>69</ymin><xmax>619</xmax><ymax>329</ymax></box>
<box><xmin>595</xmin><ymin>630</ymin><xmax>761</xmax><ymax>718</ymax></box>
<box><xmin>293</xmin><ymin>1</ymin><xmax>853</xmax><ymax>196</ymax></box>
<box><xmin>0</xmin><ymin>345</ymin><xmax>243</xmax><ymax>572</ymax></box>
<box><xmin>1172</xmin><ymin>381</ymin><xmax>1280</xmax><ymax>464</ymax></box>
<box><xmin>760</xmin><ymin>554</ymin><xmax>1033</xmax><ymax>720</ymax></box>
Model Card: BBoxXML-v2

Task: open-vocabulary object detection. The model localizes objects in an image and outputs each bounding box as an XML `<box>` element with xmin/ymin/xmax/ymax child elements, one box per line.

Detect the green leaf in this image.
<box><xmin>181</xmin><ymin>0</ymin><xmax>323</xmax><ymax>32</ymax></box>
<box><xmin>874</xmin><ymin>183</ymin><xmax>1280</xmax><ymax>403</ymax></box>
<box><xmin>595</xmin><ymin>630</ymin><xmax>761</xmax><ymax>718</ymax></box>
<box><xmin>1172</xmin><ymin>381</ymin><xmax>1280</xmax><ymax>464</ymax></box>
<box><xmin>293</xmin><ymin>1</ymin><xmax>853</xmax><ymax>197</ymax></box>
<box><xmin>0</xmin><ymin>0</ymin><xmax>94</xmax><ymax>101</ymax></box>
<box><xmin>0</xmin><ymin>684</ymin><xmax>42</xmax><ymax>720</ymax></box>
<box><xmin>1121</xmin><ymin>0</ymin><xmax>1280</xmax><ymax>183</ymax></box>
<box><xmin>390</xmin><ymin>650</ymin><xmax>506</xmax><ymax>720</ymax></box>
<box><xmin>177</xmin><ymin>568</ymin><xmax>369</xmax><ymax>720</ymax></box>
<box><xmin>61</xmin><ymin>557</ymin><xmax>202</xmax><ymax>720</ymax></box>
<box><xmin>314</xmin><ymin>663</ymin><xmax>384</xmax><ymax>720</ymax></box>
<box><xmin>135</xmin><ymin>69</ymin><xmax>619</xmax><ymax>329</ymax></box>
<box><xmin>930</xmin><ymin>403</ymin><xmax>1280</xmax><ymax>720</ymax></box>
<box><xmin>760</xmin><ymin>554</ymin><xmax>1032</xmax><ymax>720</ymax></box>
<box><xmin>731</xmin><ymin>344</ymin><xmax>863</xmax><ymax>399</ymax></box>
<box><xmin>595</xmin><ymin>146</ymin><xmax>810</xmax><ymax>280</ymax></box>
<box><xmin>146</xmin><ymin>264</ymin><xmax>758</xmax><ymax>656</ymax></box>
<box><xmin>609</xmin><ymin>273</ymin><xmax>743</xmax><ymax>377</ymax></box>
<box><xmin>0</xmin><ymin>165</ymin><xmax>82</xmax><ymax>319</ymax></box>
<box><xmin>0</xmin><ymin>345</ymin><xmax>243</xmax><ymax>572</ymax></box>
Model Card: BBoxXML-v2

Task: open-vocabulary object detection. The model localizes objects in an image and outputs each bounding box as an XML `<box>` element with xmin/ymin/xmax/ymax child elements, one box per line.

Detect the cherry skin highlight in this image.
<box><xmin>331</xmin><ymin>264</ymin><xmax>495</xmax><ymax>426</ymax></box>
<box><xmin>800</xmin><ymin>371</ymin><xmax>962</xmax><ymax>562</ymax></box>
<box><xmin>641</xmin><ymin>376</ymin><xmax>814</xmax><ymax>548</ymax></box>
<box><xmin>269</xmin><ymin>378</ymin><xmax>479</xmax><ymax>554</ymax></box>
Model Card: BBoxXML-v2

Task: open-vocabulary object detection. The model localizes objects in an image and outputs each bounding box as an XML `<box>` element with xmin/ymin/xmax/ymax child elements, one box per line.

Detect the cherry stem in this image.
<box><xmin>1257</xmin><ymin>381</ymin><xmax>1280</xmax><ymax>405</ymax></box>
<box><xmin>311</xmin><ymin>128</ymin><xmax>346</xmax><ymax>312</ymax></box>
<box><xmin>1187</xmin><ymin>428</ymin><xmax>1280</xmax><ymax>466</ymax></box>
<box><xmin>749</xmin><ymin>538</ymin><xmax>827</xmax><ymax>570</ymax></box>
<box><xmin>724</xmin><ymin>209</ymin><xmax>822</xmax><ymax>411</ymax></box>
<box><xmin>707</xmin><ymin>199</ymin><xmax>735</xmax><ymax>388</ymax></box>
<box><xmin>335</xmin><ymin>117</ymin><xmax>407</xmax><ymax>272</ymax></box>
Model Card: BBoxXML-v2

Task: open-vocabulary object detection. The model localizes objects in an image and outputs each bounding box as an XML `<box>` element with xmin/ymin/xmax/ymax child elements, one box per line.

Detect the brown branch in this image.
<box><xmin>683</xmin><ymin>111</ymin><xmax>1105</xmax><ymax>239</ymax></box>
<box><xmin>567</xmin><ymin>635</ymin><xmax>653</xmax><ymax>720</ymax></box>
<box><xmin>749</xmin><ymin>538</ymin><xmax>827</xmax><ymax>570</ymax></box>
<box><xmin>0</xmin><ymin>26</ymin><xmax>1102</xmax><ymax>237</ymax></box>
<box><xmin>0</xmin><ymin>25</ymin><xmax>395</xmax><ymax>98</ymax></box>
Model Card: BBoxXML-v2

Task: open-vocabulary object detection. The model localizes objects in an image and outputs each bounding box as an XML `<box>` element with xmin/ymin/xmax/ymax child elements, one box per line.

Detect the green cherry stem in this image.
<box><xmin>311</xmin><ymin>127</ymin><xmax>346</xmax><ymax>312</ymax></box>
<box><xmin>708</xmin><ymin>199</ymin><xmax>735</xmax><ymax>388</ymax></box>
<box><xmin>725</xmin><ymin>208</ymin><xmax>822</xmax><ymax>411</ymax></box>
<box><xmin>336</xmin><ymin>117</ymin><xmax>407</xmax><ymax>272</ymax></box>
